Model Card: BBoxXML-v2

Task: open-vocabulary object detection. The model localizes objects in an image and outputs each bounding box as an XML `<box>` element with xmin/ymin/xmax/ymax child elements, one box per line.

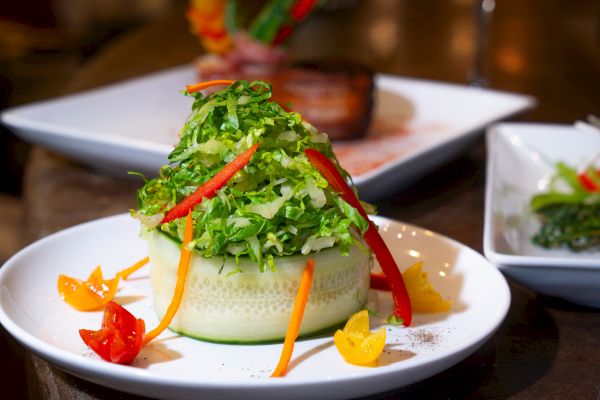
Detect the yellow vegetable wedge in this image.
<box><xmin>334</xmin><ymin>310</ymin><xmax>386</xmax><ymax>365</ymax></box>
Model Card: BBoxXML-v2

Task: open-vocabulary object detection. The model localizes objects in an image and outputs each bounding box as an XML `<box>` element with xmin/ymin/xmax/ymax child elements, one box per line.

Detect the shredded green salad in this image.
<box><xmin>530</xmin><ymin>162</ymin><xmax>600</xmax><ymax>250</ymax></box>
<box><xmin>132</xmin><ymin>80</ymin><xmax>371</xmax><ymax>271</ymax></box>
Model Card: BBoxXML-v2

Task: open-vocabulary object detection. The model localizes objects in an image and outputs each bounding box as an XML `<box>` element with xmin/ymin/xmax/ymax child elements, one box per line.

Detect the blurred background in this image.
<box><xmin>2</xmin><ymin>0</ymin><xmax>599</xmax><ymax>217</ymax></box>
<box><xmin>0</xmin><ymin>0</ymin><xmax>599</xmax><ymax>398</ymax></box>
<box><xmin>0</xmin><ymin>0</ymin><xmax>174</xmax><ymax>265</ymax></box>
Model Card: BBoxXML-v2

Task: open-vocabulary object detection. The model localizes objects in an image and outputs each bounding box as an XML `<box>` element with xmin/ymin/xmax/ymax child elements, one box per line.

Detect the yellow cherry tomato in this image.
<box><xmin>334</xmin><ymin>310</ymin><xmax>386</xmax><ymax>365</ymax></box>
<box><xmin>58</xmin><ymin>266</ymin><xmax>119</xmax><ymax>311</ymax></box>
<box><xmin>403</xmin><ymin>261</ymin><xmax>451</xmax><ymax>313</ymax></box>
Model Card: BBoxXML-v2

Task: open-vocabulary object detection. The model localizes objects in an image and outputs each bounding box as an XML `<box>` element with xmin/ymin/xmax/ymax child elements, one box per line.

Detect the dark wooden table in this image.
<box><xmin>14</xmin><ymin>1</ymin><xmax>600</xmax><ymax>399</ymax></box>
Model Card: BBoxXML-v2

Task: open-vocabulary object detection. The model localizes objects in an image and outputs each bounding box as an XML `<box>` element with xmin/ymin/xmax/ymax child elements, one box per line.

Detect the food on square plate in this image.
<box><xmin>187</xmin><ymin>0</ymin><xmax>375</xmax><ymax>140</ymax></box>
<box><xmin>530</xmin><ymin>161</ymin><xmax>600</xmax><ymax>251</ymax></box>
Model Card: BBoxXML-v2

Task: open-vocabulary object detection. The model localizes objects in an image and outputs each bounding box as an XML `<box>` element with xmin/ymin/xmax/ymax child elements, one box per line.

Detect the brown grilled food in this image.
<box><xmin>194</xmin><ymin>56</ymin><xmax>375</xmax><ymax>140</ymax></box>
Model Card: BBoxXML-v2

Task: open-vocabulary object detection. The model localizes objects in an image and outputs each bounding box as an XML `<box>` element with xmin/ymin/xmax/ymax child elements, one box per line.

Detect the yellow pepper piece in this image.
<box><xmin>58</xmin><ymin>266</ymin><xmax>119</xmax><ymax>311</ymax></box>
<box><xmin>403</xmin><ymin>261</ymin><xmax>451</xmax><ymax>313</ymax></box>
<box><xmin>334</xmin><ymin>310</ymin><xmax>386</xmax><ymax>366</ymax></box>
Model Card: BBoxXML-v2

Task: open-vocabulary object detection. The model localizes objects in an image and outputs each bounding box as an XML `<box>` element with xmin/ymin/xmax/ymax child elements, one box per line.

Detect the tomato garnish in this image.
<box><xmin>334</xmin><ymin>310</ymin><xmax>386</xmax><ymax>365</ymax></box>
<box><xmin>58</xmin><ymin>266</ymin><xmax>119</xmax><ymax>311</ymax></box>
<box><xmin>402</xmin><ymin>261</ymin><xmax>451</xmax><ymax>313</ymax></box>
<box><xmin>304</xmin><ymin>148</ymin><xmax>412</xmax><ymax>326</ymax></box>
<box><xmin>78</xmin><ymin>214</ymin><xmax>194</xmax><ymax>364</ymax></box>
<box><xmin>58</xmin><ymin>257</ymin><xmax>149</xmax><ymax>311</ymax></box>
<box><xmin>372</xmin><ymin>262</ymin><xmax>451</xmax><ymax>313</ymax></box>
<box><xmin>80</xmin><ymin>301</ymin><xmax>145</xmax><ymax>364</ymax></box>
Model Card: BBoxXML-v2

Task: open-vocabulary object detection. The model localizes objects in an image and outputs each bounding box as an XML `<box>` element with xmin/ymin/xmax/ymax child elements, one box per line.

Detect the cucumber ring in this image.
<box><xmin>148</xmin><ymin>230</ymin><xmax>371</xmax><ymax>343</ymax></box>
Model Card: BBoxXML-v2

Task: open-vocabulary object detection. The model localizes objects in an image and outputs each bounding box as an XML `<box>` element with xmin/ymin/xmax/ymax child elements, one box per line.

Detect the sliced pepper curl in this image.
<box><xmin>305</xmin><ymin>148</ymin><xmax>412</xmax><ymax>326</ymax></box>
<box><xmin>402</xmin><ymin>261</ymin><xmax>452</xmax><ymax>313</ymax></box>
<box><xmin>58</xmin><ymin>266</ymin><xmax>119</xmax><ymax>311</ymax></box>
<box><xmin>371</xmin><ymin>262</ymin><xmax>452</xmax><ymax>313</ymax></box>
<box><xmin>58</xmin><ymin>257</ymin><xmax>149</xmax><ymax>311</ymax></box>
<box><xmin>334</xmin><ymin>310</ymin><xmax>386</xmax><ymax>366</ymax></box>
<box><xmin>80</xmin><ymin>213</ymin><xmax>195</xmax><ymax>364</ymax></box>
<box><xmin>80</xmin><ymin>301</ymin><xmax>145</xmax><ymax>364</ymax></box>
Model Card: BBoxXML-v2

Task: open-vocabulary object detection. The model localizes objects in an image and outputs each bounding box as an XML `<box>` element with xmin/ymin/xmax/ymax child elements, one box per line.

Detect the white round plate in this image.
<box><xmin>0</xmin><ymin>214</ymin><xmax>510</xmax><ymax>400</ymax></box>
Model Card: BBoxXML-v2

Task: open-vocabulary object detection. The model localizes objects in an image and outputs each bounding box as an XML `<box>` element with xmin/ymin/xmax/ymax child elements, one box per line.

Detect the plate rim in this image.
<box><xmin>352</xmin><ymin>74</ymin><xmax>536</xmax><ymax>184</ymax></box>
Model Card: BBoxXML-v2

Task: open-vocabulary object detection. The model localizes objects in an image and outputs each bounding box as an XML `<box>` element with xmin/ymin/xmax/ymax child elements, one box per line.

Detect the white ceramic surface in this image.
<box><xmin>0</xmin><ymin>65</ymin><xmax>534</xmax><ymax>201</ymax></box>
<box><xmin>484</xmin><ymin>123</ymin><xmax>600</xmax><ymax>307</ymax></box>
<box><xmin>0</xmin><ymin>214</ymin><xmax>509</xmax><ymax>400</ymax></box>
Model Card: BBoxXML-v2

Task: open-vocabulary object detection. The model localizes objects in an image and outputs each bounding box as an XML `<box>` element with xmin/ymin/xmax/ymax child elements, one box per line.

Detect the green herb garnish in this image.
<box><xmin>530</xmin><ymin>162</ymin><xmax>600</xmax><ymax>251</ymax></box>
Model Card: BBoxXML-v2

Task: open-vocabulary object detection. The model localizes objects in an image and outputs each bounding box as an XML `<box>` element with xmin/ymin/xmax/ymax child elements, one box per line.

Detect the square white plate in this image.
<box><xmin>1</xmin><ymin>65</ymin><xmax>534</xmax><ymax>201</ymax></box>
<box><xmin>483</xmin><ymin>122</ymin><xmax>600</xmax><ymax>306</ymax></box>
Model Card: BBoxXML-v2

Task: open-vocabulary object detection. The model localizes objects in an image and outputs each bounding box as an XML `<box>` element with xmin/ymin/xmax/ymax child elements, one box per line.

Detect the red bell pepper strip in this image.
<box><xmin>579</xmin><ymin>170</ymin><xmax>600</xmax><ymax>192</ymax></box>
<box><xmin>272</xmin><ymin>25</ymin><xmax>294</xmax><ymax>46</ymax></box>
<box><xmin>161</xmin><ymin>143</ymin><xmax>260</xmax><ymax>223</ymax></box>
<box><xmin>290</xmin><ymin>0</ymin><xmax>318</xmax><ymax>21</ymax></box>
<box><xmin>370</xmin><ymin>272</ymin><xmax>391</xmax><ymax>291</ymax></box>
<box><xmin>271</xmin><ymin>0</ymin><xmax>318</xmax><ymax>45</ymax></box>
<box><xmin>304</xmin><ymin>148</ymin><xmax>412</xmax><ymax>326</ymax></box>
<box><xmin>79</xmin><ymin>301</ymin><xmax>145</xmax><ymax>364</ymax></box>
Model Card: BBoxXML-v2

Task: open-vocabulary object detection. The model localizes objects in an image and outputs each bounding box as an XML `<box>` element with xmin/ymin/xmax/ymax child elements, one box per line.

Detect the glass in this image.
<box><xmin>470</xmin><ymin>0</ymin><xmax>495</xmax><ymax>87</ymax></box>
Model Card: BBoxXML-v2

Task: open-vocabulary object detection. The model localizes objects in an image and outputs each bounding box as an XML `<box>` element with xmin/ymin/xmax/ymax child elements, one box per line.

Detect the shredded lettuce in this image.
<box><xmin>134</xmin><ymin>80</ymin><xmax>368</xmax><ymax>270</ymax></box>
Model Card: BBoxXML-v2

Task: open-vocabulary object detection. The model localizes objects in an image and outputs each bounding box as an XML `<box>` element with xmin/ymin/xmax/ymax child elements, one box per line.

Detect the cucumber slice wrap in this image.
<box><xmin>149</xmin><ymin>230</ymin><xmax>371</xmax><ymax>343</ymax></box>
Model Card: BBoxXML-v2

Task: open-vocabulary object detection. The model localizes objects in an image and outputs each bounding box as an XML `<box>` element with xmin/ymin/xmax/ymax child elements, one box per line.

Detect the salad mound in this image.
<box><xmin>134</xmin><ymin>80</ymin><xmax>370</xmax><ymax>270</ymax></box>
<box><xmin>134</xmin><ymin>80</ymin><xmax>373</xmax><ymax>343</ymax></box>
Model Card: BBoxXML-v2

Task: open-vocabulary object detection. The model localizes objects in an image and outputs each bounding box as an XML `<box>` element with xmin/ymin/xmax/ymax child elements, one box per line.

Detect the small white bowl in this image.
<box><xmin>484</xmin><ymin>122</ymin><xmax>600</xmax><ymax>307</ymax></box>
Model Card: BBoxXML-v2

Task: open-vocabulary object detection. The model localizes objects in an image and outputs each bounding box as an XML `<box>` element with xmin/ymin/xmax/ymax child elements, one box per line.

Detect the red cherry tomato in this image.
<box><xmin>80</xmin><ymin>301</ymin><xmax>145</xmax><ymax>364</ymax></box>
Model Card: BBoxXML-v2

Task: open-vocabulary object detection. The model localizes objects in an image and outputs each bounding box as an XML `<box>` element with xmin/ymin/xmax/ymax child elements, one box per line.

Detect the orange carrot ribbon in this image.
<box><xmin>271</xmin><ymin>258</ymin><xmax>315</xmax><ymax>377</ymax></box>
<box><xmin>145</xmin><ymin>211</ymin><xmax>194</xmax><ymax>344</ymax></box>
<box><xmin>186</xmin><ymin>79</ymin><xmax>234</xmax><ymax>94</ymax></box>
